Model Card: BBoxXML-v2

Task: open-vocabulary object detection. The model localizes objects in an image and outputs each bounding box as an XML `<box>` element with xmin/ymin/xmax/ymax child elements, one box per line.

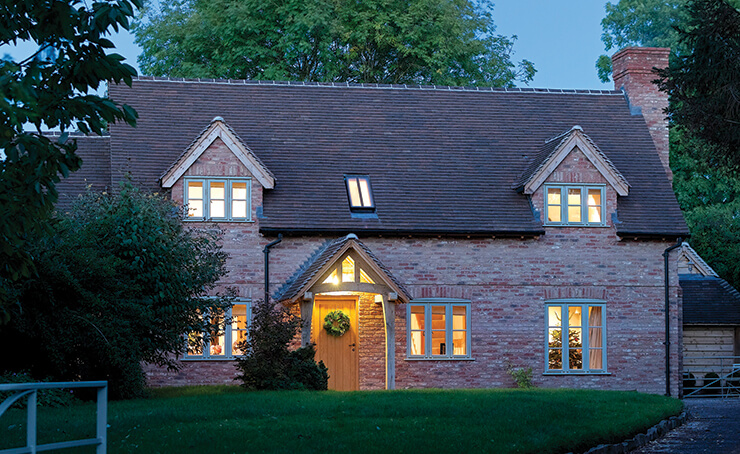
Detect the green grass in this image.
<box><xmin>1</xmin><ymin>387</ymin><xmax>682</xmax><ymax>454</ymax></box>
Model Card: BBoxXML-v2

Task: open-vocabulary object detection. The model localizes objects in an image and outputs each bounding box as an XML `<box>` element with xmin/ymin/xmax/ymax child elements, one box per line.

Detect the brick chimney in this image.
<box><xmin>612</xmin><ymin>47</ymin><xmax>671</xmax><ymax>180</ymax></box>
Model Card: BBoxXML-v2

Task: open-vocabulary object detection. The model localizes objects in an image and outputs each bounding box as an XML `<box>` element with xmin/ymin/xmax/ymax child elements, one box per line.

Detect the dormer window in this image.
<box><xmin>345</xmin><ymin>175</ymin><xmax>374</xmax><ymax>211</ymax></box>
<box><xmin>185</xmin><ymin>177</ymin><xmax>251</xmax><ymax>221</ymax></box>
<box><xmin>545</xmin><ymin>184</ymin><xmax>605</xmax><ymax>226</ymax></box>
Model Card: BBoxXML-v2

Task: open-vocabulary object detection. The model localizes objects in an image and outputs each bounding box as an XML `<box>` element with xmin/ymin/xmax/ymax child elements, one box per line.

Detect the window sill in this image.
<box><xmin>184</xmin><ymin>219</ymin><xmax>255</xmax><ymax>223</ymax></box>
<box><xmin>181</xmin><ymin>356</ymin><xmax>243</xmax><ymax>361</ymax></box>
<box><xmin>542</xmin><ymin>371</ymin><xmax>610</xmax><ymax>375</ymax></box>
<box><xmin>404</xmin><ymin>357</ymin><xmax>475</xmax><ymax>361</ymax></box>
<box><xmin>543</xmin><ymin>224</ymin><xmax>609</xmax><ymax>228</ymax></box>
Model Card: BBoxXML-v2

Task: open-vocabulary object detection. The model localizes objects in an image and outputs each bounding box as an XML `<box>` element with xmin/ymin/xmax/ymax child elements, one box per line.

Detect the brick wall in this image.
<box><xmin>144</xmin><ymin>133</ymin><xmax>682</xmax><ymax>396</ymax></box>
<box><xmin>612</xmin><ymin>47</ymin><xmax>671</xmax><ymax>180</ymax></box>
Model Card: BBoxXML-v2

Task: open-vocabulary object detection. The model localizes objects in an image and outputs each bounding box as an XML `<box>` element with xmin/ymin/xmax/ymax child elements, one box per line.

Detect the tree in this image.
<box><xmin>0</xmin><ymin>0</ymin><xmax>141</xmax><ymax>323</ymax></box>
<box><xmin>594</xmin><ymin>0</ymin><xmax>740</xmax><ymax>82</ymax></box>
<box><xmin>134</xmin><ymin>0</ymin><xmax>535</xmax><ymax>87</ymax></box>
<box><xmin>656</xmin><ymin>0</ymin><xmax>740</xmax><ymax>170</ymax></box>
<box><xmin>235</xmin><ymin>298</ymin><xmax>328</xmax><ymax>391</ymax></box>
<box><xmin>0</xmin><ymin>183</ymin><xmax>231</xmax><ymax>399</ymax></box>
<box><xmin>596</xmin><ymin>0</ymin><xmax>688</xmax><ymax>82</ymax></box>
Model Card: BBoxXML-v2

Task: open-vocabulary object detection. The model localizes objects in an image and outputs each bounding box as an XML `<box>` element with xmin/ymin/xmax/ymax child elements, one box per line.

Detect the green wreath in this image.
<box><xmin>323</xmin><ymin>310</ymin><xmax>351</xmax><ymax>337</ymax></box>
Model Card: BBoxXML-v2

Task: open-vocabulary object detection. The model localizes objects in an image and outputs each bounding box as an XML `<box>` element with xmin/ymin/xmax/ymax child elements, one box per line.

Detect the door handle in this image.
<box><xmin>349</xmin><ymin>342</ymin><xmax>356</xmax><ymax>351</ymax></box>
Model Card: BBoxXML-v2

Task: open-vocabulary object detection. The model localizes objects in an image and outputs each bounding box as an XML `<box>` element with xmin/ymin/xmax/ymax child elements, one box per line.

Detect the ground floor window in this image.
<box><xmin>407</xmin><ymin>300</ymin><xmax>471</xmax><ymax>359</ymax></box>
<box><xmin>185</xmin><ymin>299</ymin><xmax>251</xmax><ymax>359</ymax></box>
<box><xmin>546</xmin><ymin>301</ymin><xmax>606</xmax><ymax>373</ymax></box>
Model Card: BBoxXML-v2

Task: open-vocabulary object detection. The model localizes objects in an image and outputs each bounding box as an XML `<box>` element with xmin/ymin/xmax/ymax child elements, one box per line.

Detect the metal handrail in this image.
<box><xmin>0</xmin><ymin>381</ymin><xmax>107</xmax><ymax>454</ymax></box>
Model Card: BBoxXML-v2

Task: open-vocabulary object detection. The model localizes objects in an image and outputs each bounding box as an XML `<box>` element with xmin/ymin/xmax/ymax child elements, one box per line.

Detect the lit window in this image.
<box><xmin>185</xmin><ymin>178</ymin><xmax>251</xmax><ymax>221</ymax></box>
<box><xmin>186</xmin><ymin>181</ymin><xmax>204</xmax><ymax>218</ymax></box>
<box><xmin>407</xmin><ymin>301</ymin><xmax>470</xmax><ymax>359</ymax></box>
<box><xmin>546</xmin><ymin>302</ymin><xmax>605</xmax><ymax>373</ymax></box>
<box><xmin>184</xmin><ymin>300</ymin><xmax>251</xmax><ymax>359</ymax></box>
<box><xmin>322</xmin><ymin>269</ymin><xmax>339</xmax><ymax>285</ymax></box>
<box><xmin>209</xmin><ymin>181</ymin><xmax>226</xmax><ymax>219</ymax></box>
<box><xmin>545</xmin><ymin>185</ymin><xmax>605</xmax><ymax>226</ymax></box>
<box><xmin>342</xmin><ymin>256</ymin><xmax>355</xmax><ymax>282</ymax></box>
<box><xmin>322</xmin><ymin>254</ymin><xmax>376</xmax><ymax>285</ymax></box>
<box><xmin>345</xmin><ymin>175</ymin><xmax>375</xmax><ymax>211</ymax></box>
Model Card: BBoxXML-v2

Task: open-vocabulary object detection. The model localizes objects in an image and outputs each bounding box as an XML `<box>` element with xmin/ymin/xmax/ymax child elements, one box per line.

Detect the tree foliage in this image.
<box><xmin>0</xmin><ymin>183</ymin><xmax>230</xmax><ymax>399</ymax></box>
<box><xmin>134</xmin><ymin>0</ymin><xmax>535</xmax><ymax>87</ymax></box>
<box><xmin>670</xmin><ymin>129</ymin><xmax>740</xmax><ymax>288</ymax></box>
<box><xmin>0</xmin><ymin>0</ymin><xmax>141</xmax><ymax>323</ymax></box>
<box><xmin>656</xmin><ymin>0</ymin><xmax>740</xmax><ymax>170</ymax></box>
<box><xmin>595</xmin><ymin>0</ymin><xmax>739</xmax><ymax>82</ymax></box>
<box><xmin>235</xmin><ymin>298</ymin><xmax>328</xmax><ymax>391</ymax></box>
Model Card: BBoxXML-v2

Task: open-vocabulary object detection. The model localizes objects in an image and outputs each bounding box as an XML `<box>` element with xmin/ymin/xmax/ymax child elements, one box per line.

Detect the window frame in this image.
<box><xmin>183</xmin><ymin>299</ymin><xmax>252</xmax><ymax>360</ymax></box>
<box><xmin>184</xmin><ymin>177</ymin><xmax>252</xmax><ymax>222</ymax></box>
<box><xmin>406</xmin><ymin>299</ymin><xmax>472</xmax><ymax>360</ymax></box>
<box><xmin>544</xmin><ymin>184</ymin><xmax>606</xmax><ymax>227</ymax></box>
<box><xmin>544</xmin><ymin>299</ymin><xmax>607</xmax><ymax>375</ymax></box>
<box><xmin>344</xmin><ymin>175</ymin><xmax>375</xmax><ymax>212</ymax></box>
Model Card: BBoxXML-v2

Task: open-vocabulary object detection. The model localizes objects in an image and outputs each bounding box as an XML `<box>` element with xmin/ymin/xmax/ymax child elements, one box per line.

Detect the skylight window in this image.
<box><xmin>345</xmin><ymin>175</ymin><xmax>374</xmax><ymax>211</ymax></box>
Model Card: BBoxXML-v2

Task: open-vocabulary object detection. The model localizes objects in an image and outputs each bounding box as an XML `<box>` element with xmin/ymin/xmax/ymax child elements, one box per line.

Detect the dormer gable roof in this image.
<box><xmin>160</xmin><ymin>117</ymin><xmax>275</xmax><ymax>189</ymax></box>
<box><xmin>514</xmin><ymin>126</ymin><xmax>630</xmax><ymax>197</ymax></box>
<box><xmin>277</xmin><ymin>234</ymin><xmax>410</xmax><ymax>304</ymax></box>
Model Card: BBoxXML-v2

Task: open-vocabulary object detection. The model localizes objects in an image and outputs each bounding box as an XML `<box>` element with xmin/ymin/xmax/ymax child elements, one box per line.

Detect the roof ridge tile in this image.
<box><xmin>130</xmin><ymin>76</ymin><xmax>622</xmax><ymax>95</ymax></box>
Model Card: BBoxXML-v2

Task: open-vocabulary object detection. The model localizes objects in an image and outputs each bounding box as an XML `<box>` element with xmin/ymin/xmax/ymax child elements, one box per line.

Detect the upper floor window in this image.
<box><xmin>545</xmin><ymin>301</ymin><xmax>606</xmax><ymax>374</ymax></box>
<box><xmin>185</xmin><ymin>178</ymin><xmax>251</xmax><ymax>221</ymax></box>
<box><xmin>345</xmin><ymin>175</ymin><xmax>375</xmax><ymax>211</ymax></box>
<box><xmin>185</xmin><ymin>300</ymin><xmax>251</xmax><ymax>360</ymax></box>
<box><xmin>545</xmin><ymin>184</ymin><xmax>605</xmax><ymax>226</ymax></box>
<box><xmin>407</xmin><ymin>301</ymin><xmax>471</xmax><ymax>359</ymax></box>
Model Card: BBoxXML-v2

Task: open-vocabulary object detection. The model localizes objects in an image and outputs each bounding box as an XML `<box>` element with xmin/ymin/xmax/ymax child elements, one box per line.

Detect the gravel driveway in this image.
<box><xmin>631</xmin><ymin>398</ymin><xmax>740</xmax><ymax>453</ymax></box>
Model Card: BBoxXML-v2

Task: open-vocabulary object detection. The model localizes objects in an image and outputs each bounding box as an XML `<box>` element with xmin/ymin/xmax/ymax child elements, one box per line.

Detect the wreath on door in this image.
<box><xmin>323</xmin><ymin>310</ymin><xmax>351</xmax><ymax>337</ymax></box>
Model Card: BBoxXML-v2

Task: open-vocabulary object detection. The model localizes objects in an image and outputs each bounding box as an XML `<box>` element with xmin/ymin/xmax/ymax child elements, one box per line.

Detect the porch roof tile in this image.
<box><xmin>276</xmin><ymin>234</ymin><xmax>410</xmax><ymax>303</ymax></box>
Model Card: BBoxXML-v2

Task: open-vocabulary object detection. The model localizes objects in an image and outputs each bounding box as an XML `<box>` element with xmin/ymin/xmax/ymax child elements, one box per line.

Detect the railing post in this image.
<box><xmin>96</xmin><ymin>384</ymin><xmax>107</xmax><ymax>454</ymax></box>
<box><xmin>27</xmin><ymin>390</ymin><xmax>37</xmax><ymax>454</ymax></box>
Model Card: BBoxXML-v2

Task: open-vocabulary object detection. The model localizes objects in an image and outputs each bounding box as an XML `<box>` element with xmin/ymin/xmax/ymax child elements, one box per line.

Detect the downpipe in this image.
<box><xmin>264</xmin><ymin>234</ymin><xmax>283</xmax><ymax>304</ymax></box>
<box><xmin>663</xmin><ymin>238</ymin><xmax>682</xmax><ymax>397</ymax></box>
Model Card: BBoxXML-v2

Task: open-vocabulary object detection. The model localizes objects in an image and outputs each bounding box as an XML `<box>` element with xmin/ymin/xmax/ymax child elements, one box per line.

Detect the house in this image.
<box><xmin>57</xmin><ymin>47</ymin><xmax>690</xmax><ymax>395</ymax></box>
<box><xmin>678</xmin><ymin>243</ymin><xmax>740</xmax><ymax>391</ymax></box>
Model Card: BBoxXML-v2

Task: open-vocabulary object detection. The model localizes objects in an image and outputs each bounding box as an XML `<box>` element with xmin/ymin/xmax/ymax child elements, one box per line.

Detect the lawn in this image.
<box><xmin>1</xmin><ymin>386</ymin><xmax>682</xmax><ymax>454</ymax></box>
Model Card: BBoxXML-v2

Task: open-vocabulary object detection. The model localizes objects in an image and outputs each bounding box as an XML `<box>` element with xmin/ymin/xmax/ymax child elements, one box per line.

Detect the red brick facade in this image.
<box><xmin>144</xmin><ymin>127</ymin><xmax>682</xmax><ymax>396</ymax></box>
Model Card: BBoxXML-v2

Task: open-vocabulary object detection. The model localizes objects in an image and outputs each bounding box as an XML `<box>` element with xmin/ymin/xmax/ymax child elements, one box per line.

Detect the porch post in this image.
<box><xmin>381</xmin><ymin>294</ymin><xmax>396</xmax><ymax>390</ymax></box>
<box><xmin>300</xmin><ymin>293</ymin><xmax>314</xmax><ymax>346</ymax></box>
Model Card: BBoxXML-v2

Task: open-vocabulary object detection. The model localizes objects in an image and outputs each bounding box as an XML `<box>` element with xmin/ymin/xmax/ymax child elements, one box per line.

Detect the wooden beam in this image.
<box><xmin>381</xmin><ymin>295</ymin><xmax>396</xmax><ymax>390</ymax></box>
<box><xmin>300</xmin><ymin>299</ymin><xmax>314</xmax><ymax>347</ymax></box>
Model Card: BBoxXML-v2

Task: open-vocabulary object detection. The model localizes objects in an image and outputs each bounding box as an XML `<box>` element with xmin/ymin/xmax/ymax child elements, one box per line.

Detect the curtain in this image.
<box><xmin>588</xmin><ymin>306</ymin><xmax>603</xmax><ymax>369</ymax></box>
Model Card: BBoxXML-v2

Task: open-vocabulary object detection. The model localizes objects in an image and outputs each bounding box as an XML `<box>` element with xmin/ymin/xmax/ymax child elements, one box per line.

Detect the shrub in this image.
<box><xmin>235</xmin><ymin>299</ymin><xmax>328</xmax><ymax>390</ymax></box>
<box><xmin>1</xmin><ymin>183</ymin><xmax>230</xmax><ymax>399</ymax></box>
<box><xmin>0</xmin><ymin>372</ymin><xmax>78</xmax><ymax>408</ymax></box>
<box><xmin>506</xmin><ymin>365</ymin><xmax>535</xmax><ymax>389</ymax></box>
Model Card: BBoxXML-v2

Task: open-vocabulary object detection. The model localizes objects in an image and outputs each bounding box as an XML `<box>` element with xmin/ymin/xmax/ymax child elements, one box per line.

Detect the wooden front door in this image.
<box><xmin>313</xmin><ymin>296</ymin><xmax>359</xmax><ymax>391</ymax></box>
